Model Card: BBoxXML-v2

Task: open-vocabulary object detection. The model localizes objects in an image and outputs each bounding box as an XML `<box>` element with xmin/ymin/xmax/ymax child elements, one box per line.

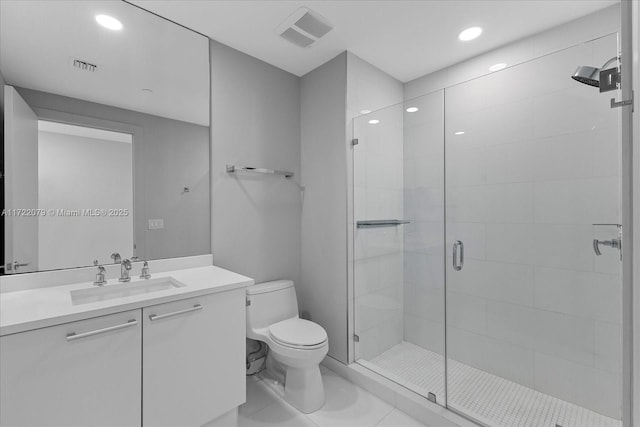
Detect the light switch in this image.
<box><xmin>148</xmin><ymin>219</ymin><xmax>164</xmax><ymax>230</ymax></box>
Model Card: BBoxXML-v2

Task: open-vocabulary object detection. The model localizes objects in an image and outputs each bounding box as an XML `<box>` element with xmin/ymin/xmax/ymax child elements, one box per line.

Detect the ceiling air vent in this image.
<box><xmin>70</xmin><ymin>58</ymin><xmax>98</xmax><ymax>72</ymax></box>
<box><xmin>276</xmin><ymin>7</ymin><xmax>333</xmax><ymax>48</ymax></box>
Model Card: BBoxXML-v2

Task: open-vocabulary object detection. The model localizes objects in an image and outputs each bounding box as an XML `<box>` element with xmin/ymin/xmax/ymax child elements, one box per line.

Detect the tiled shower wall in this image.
<box><xmin>354</xmin><ymin>104</ymin><xmax>405</xmax><ymax>361</ymax></box>
<box><xmin>442</xmin><ymin>35</ymin><xmax>622</xmax><ymax>418</ymax></box>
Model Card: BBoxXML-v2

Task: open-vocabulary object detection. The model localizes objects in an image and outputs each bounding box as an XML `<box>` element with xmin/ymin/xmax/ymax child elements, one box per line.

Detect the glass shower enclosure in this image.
<box><xmin>352</xmin><ymin>33</ymin><xmax>623</xmax><ymax>427</ymax></box>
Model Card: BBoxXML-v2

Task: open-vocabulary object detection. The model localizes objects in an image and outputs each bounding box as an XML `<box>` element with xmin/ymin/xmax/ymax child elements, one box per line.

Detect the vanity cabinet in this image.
<box><xmin>0</xmin><ymin>309</ymin><xmax>142</xmax><ymax>426</ymax></box>
<box><xmin>0</xmin><ymin>287</ymin><xmax>247</xmax><ymax>427</ymax></box>
<box><xmin>142</xmin><ymin>290</ymin><xmax>245</xmax><ymax>426</ymax></box>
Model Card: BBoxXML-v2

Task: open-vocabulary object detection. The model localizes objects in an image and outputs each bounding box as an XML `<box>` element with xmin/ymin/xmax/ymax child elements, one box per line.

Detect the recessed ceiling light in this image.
<box><xmin>95</xmin><ymin>14</ymin><xmax>123</xmax><ymax>31</ymax></box>
<box><xmin>405</xmin><ymin>107</ymin><xmax>419</xmax><ymax>113</ymax></box>
<box><xmin>458</xmin><ymin>26</ymin><xmax>482</xmax><ymax>41</ymax></box>
<box><xmin>360</xmin><ymin>109</ymin><xmax>372</xmax><ymax>114</ymax></box>
<box><xmin>368</xmin><ymin>119</ymin><xmax>380</xmax><ymax>124</ymax></box>
<box><xmin>489</xmin><ymin>63</ymin><xmax>507</xmax><ymax>72</ymax></box>
<box><xmin>455</xmin><ymin>131</ymin><xmax>465</xmax><ymax>135</ymax></box>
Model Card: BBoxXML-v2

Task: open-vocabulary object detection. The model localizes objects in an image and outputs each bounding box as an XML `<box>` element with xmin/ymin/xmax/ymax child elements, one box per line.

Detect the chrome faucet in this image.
<box><xmin>111</xmin><ymin>252</ymin><xmax>121</xmax><ymax>264</ymax></box>
<box><xmin>93</xmin><ymin>260</ymin><xmax>106</xmax><ymax>286</ymax></box>
<box><xmin>119</xmin><ymin>259</ymin><xmax>132</xmax><ymax>282</ymax></box>
<box><xmin>140</xmin><ymin>261</ymin><xmax>151</xmax><ymax>279</ymax></box>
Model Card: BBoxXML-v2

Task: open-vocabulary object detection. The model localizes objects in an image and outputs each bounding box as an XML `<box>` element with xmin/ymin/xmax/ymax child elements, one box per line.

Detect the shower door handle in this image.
<box><xmin>453</xmin><ymin>240</ymin><xmax>464</xmax><ymax>271</ymax></box>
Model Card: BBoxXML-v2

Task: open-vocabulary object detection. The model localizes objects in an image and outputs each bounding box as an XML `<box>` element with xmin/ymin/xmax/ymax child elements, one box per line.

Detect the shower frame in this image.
<box><xmin>618</xmin><ymin>2</ymin><xmax>634</xmax><ymax>427</ymax></box>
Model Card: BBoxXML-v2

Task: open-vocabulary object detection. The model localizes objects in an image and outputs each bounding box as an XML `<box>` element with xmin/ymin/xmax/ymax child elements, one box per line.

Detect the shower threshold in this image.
<box><xmin>358</xmin><ymin>342</ymin><xmax>620</xmax><ymax>427</ymax></box>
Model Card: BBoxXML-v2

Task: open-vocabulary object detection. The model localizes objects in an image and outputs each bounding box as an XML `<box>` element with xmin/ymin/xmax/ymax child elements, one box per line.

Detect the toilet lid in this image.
<box><xmin>269</xmin><ymin>318</ymin><xmax>328</xmax><ymax>348</ymax></box>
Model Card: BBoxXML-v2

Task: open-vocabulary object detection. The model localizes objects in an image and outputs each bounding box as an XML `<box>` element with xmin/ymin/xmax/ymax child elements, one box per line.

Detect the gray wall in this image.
<box><xmin>633</xmin><ymin>3</ymin><xmax>640</xmax><ymax>424</ymax></box>
<box><xmin>1</xmin><ymin>72</ymin><xmax>5</xmax><ymax>267</ymax></box>
<box><xmin>300</xmin><ymin>53</ymin><xmax>348</xmax><ymax>362</ymax></box>
<box><xmin>210</xmin><ymin>40</ymin><xmax>301</xmax><ymax>286</ymax></box>
<box><xmin>38</xmin><ymin>130</ymin><xmax>133</xmax><ymax>270</ymax></box>
<box><xmin>299</xmin><ymin>52</ymin><xmax>403</xmax><ymax>364</ymax></box>
<box><xmin>15</xmin><ymin>88</ymin><xmax>210</xmax><ymax>263</ymax></box>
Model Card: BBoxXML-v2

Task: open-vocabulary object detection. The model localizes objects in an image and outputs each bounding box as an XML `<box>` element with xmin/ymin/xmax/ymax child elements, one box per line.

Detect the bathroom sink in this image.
<box><xmin>71</xmin><ymin>277</ymin><xmax>186</xmax><ymax>305</ymax></box>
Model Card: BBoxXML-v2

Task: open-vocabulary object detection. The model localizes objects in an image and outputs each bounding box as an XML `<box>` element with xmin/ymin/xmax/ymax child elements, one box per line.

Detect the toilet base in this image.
<box><xmin>284</xmin><ymin>365</ymin><xmax>325</xmax><ymax>414</ymax></box>
<box><xmin>264</xmin><ymin>353</ymin><xmax>325</xmax><ymax>414</ymax></box>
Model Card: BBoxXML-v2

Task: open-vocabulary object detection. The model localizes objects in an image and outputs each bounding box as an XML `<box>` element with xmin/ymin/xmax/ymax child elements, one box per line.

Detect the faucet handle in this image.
<box><xmin>140</xmin><ymin>261</ymin><xmax>151</xmax><ymax>280</ymax></box>
<box><xmin>93</xmin><ymin>264</ymin><xmax>106</xmax><ymax>286</ymax></box>
<box><xmin>111</xmin><ymin>253</ymin><xmax>121</xmax><ymax>264</ymax></box>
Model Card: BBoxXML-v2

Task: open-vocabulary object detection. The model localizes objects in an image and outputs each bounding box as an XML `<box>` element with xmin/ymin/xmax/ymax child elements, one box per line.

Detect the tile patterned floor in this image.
<box><xmin>238</xmin><ymin>366</ymin><xmax>428</xmax><ymax>427</ymax></box>
<box><xmin>367</xmin><ymin>342</ymin><xmax>621</xmax><ymax>427</ymax></box>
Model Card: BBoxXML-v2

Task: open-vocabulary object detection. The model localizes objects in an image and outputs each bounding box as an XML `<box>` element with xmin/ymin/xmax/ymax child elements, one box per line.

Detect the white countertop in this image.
<box><xmin>0</xmin><ymin>266</ymin><xmax>254</xmax><ymax>336</ymax></box>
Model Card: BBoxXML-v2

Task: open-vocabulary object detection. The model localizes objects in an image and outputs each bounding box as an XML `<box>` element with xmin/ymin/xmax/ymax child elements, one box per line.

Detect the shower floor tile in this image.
<box><xmin>364</xmin><ymin>341</ymin><xmax>621</xmax><ymax>427</ymax></box>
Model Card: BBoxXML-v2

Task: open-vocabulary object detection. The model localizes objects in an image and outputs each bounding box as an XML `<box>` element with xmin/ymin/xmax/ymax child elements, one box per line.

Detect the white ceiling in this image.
<box><xmin>0</xmin><ymin>1</ymin><xmax>209</xmax><ymax>126</ymax></box>
<box><xmin>1</xmin><ymin>0</ymin><xmax>616</xmax><ymax>124</ymax></box>
<box><xmin>130</xmin><ymin>0</ymin><xmax>617</xmax><ymax>82</ymax></box>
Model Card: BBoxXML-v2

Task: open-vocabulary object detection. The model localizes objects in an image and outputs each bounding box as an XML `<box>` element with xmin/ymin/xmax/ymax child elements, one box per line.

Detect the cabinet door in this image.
<box><xmin>0</xmin><ymin>310</ymin><xmax>142</xmax><ymax>426</ymax></box>
<box><xmin>142</xmin><ymin>289</ymin><xmax>245</xmax><ymax>427</ymax></box>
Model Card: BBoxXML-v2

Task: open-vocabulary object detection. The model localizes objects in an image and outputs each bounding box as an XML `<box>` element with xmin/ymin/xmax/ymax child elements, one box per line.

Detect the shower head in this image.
<box><xmin>571</xmin><ymin>65</ymin><xmax>601</xmax><ymax>87</ymax></box>
<box><xmin>571</xmin><ymin>56</ymin><xmax>619</xmax><ymax>89</ymax></box>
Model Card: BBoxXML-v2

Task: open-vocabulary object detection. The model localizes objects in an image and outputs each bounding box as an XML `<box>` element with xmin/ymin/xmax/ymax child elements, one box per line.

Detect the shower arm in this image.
<box><xmin>600</xmin><ymin>56</ymin><xmax>620</xmax><ymax>70</ymax></box>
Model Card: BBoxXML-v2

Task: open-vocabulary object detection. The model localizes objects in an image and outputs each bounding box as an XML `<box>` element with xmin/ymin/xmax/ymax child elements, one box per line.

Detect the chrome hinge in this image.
<box><xmin>246</xmin><ymin>298</ymin><xmax>251</xmax><ymax>306</ymax></box>
<box><xmin>427</xmin><ymin>392</ymin><xmax>436</xmax><ymax>403</ymax></box>
<box><xmin>351</xmin><ymin>138</ymin><xmax>359</xmax><ymax>146</ymax></box>
<box><xmin>610</xmin><ymin>90</ymin><xmax>634</xmax><ymax>111</ymax></box>
<box><xmin>353</xmin><ymin>334</ymin><xmax>360</xmax><ymax>342</ymax></box>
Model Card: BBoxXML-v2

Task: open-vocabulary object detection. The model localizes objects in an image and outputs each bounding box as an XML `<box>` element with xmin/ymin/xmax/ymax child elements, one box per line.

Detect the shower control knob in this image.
<box><xmin>592</xmin><ymin>238</ymin><xmax>621</xmax><ymax>256</ymax></box>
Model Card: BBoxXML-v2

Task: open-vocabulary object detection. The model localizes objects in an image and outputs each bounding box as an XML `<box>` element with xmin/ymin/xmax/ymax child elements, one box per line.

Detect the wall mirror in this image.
<box><xmin>1</xmin><ymin>0</ymin><xmax>211</xmax><ymax>274</ymax></box>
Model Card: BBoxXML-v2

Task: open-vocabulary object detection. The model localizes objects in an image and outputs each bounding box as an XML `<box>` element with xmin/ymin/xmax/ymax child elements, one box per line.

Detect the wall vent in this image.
<box><xmin>276</xmin><ymin>7</ymin><xmax>333</xmax><ymax>48</ymax></box>
<box><xmin>70</xmin><ymin>58</ymin><xmax>98</xmax><ymax>72</ymax></box>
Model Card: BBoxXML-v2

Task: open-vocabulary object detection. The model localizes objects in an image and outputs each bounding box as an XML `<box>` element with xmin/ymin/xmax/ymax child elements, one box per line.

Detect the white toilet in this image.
<box><xmin>246</xmin><ymin>280</ymin><xmax>329</xmax><ymax>413</ymax></box>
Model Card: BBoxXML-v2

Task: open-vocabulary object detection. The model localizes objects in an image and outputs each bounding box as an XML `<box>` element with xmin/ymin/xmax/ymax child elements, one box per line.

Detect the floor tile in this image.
<box><xmin>239</xmin><ymin>365</ymin><xmax>428</xmax><ymax>427</ymax></box>
<box><xmin>239</xmin><ymin>378</ymin><xmax>281</xmax><ymax>416</ymax></box>
<box><xmin>238</xmin><ymin>400</ymin><xmax>317</xmax><ymax>427</ymax></box>
<box><xmin>305</xmin><ymin>370</ymin><xmax>394</xmax><ymax>427</ymax></box>
<box><xmin>375</xmin><ymin>409</ymin><xmax>427</xmax><ymax>427</ymax></box>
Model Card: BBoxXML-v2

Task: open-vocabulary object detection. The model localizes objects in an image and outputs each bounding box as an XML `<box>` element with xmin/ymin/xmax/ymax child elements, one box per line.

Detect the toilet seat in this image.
<box><xmin>269</xmin><ymin>318</ymin><xmax>327</xmax><ymax>349</ymax></box>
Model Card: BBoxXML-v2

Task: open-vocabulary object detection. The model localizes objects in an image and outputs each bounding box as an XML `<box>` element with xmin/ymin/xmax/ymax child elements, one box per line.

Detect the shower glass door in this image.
<box><xmin>444</xmin><ymin>34</ymin><xmax>623</xmax><ymax>426</ymax></box>
<box><xmin>353</xmin><ymin>91</ymin><xmax>446</xmax><ymax>406</ymax></box>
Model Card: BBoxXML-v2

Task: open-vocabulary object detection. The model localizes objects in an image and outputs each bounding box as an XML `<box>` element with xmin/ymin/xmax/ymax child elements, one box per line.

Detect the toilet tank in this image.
<box><xmin>246</xmin><ymin>280</ymin><xmax>299</xmax><ymax>332</ymax></box>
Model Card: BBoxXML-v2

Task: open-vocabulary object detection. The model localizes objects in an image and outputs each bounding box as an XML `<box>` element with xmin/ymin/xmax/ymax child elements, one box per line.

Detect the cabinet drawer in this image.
<box><xmin>142</xmin><ymin>289</ymin><xmax>245</xmax><ymax>427</ymax></box>
<box><xmin>0</xmin><ymin>309</ymin><xmax>142</xmax><ymax>427</ymax></box>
